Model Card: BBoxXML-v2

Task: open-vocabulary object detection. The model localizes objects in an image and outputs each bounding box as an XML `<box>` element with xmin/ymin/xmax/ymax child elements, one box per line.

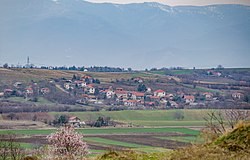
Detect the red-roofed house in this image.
<box><xmin>203</xmin><ymin>92</ymin><xmax>213</xmax><ymax>100</ymax></box>
<box><xmin>115</xmin><ymin>90</ymin><xmax>128</xmax><ymax>100</ymax></box>
<box><xmin>184</xmin><ymin>95</ymin><xmax>195</xmax><ymax>104</ymax></box>
<box><xmin>131</xmin><ymin>92</ymin><xmax>144</xmax><ymax>100</ymax></box>
<box><xmin>26</xmin><ymin>88</ymin><xmax>33</xmax><ymax>95</ymax></box>
<box><xmin>144</xmin><ymin>101</ymin><xmax>156</xmax><ymax>107</ymax></box>
<box><xmin>74</xmin><ymin>80</ymin><xmax>87</xmax><ymax>87</ymax></box>
<box><xmin>4</xmin><ymin>89</ymin><xmax>13</xmax><ymax>93</ymax></box>
<box><xmin>153</xmin><ymin>89</ymin><xmax>166</xmax><ymax>97</ymax></box>
<box><xmin>40</xmin><ymin>88</ymin><xmax>50</xmax><ymax>94</ymax></box>
<box><xmin>87</xmin><ymin>84</ymin><xmax>95</xmax><ymax>94</ymax></box>
<box><xmin>68</xmin><ymin>116</ymin><xmax>85</xmax><ymax>127</ymax></box>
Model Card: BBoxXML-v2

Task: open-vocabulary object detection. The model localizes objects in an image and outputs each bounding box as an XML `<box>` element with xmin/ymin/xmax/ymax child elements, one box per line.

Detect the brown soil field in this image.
<box><xmin>2</xmin><ymin>132</ymin><xmax>191</xmax><ymax>151</ymax></box>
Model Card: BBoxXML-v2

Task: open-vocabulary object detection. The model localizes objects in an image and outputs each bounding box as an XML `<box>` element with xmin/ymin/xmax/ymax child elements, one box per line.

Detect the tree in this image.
<box><xmin>137</xmin><ymin>84</ymin><xmax>147</xmax><ymax>92</ymax></box>
<box><xmin>3</xmin><ymin>63</ymin><xmax>8</xmax><ymax>68</ymax></box>
<box><xmin>7</xmin><ymin>113</ymin><xmax>17</xmax><ymax>120</ymax></box>
<box><xmin>47</xmin><ymin>126</ymin><xmax>88</xmax><ymax>157</ymax></box>
<box><xmin>166</xmin><ymin>101</ymin><xmax>171</xmax><ymax>108</ymax></box>
<box><xmin>0</xmin><ymin>134</ymin><xmax>24</xmax><ymax>160</ymax></box>
<box><xmin>72</xmin><ymin>74</ymin><xmax>77</xmax><ymax>81</ymax></box>
<box><xmin>174</xmin><ymin>112</ymin><xmax>184</xmax><ymax>120</ymax></box>
<box><xmin>54</xmin><ymin>115</ymin><xmax>69</xmax><ymax>125</ymax></box>
<box><xmin>203</xmin><ymin>109</ymin><xmax>250</xmax><ymax>141</ymax></box>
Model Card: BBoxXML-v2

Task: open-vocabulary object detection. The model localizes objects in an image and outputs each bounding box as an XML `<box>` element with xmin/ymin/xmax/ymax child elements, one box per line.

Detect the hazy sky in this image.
<box><xmin>86</xmin><ymin>0</ymin><xmax>250</xmax><ymax>6</ymax></box>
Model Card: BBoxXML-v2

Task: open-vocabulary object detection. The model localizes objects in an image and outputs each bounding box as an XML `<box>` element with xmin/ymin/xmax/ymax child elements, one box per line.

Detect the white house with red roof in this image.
<box><xmin>74</xmin><ymin>80</ymin><xmax>87</xmax><ymax>87</ymax></box>
<box><xmin>131</xmin><ymin>92</ymin><xmax>144</xmax><ymax>100</ymax></box>
<box><xmin>26</xmin><ymin>87</ymin><xmax>33</xmax><ymax>95</ymax></box>
<box><xmin>184</xmin><ymin>95</ymin><xmax>195</xmax><ymax>104</ymax></box>
<box><xmin>87</xmin><ymin>84</ymin><xmax>95</xmax><ymax>94</ymax></box>
<box><xmin>68</xmin><ymin>116</ymin><xmax>85</xmax><ymax>127</ymax></box>
<box><xmin>203</xmin><ymin>92</ymin><xmax>213</xmax><ymax>100</ymax></box>
<box><xmin>115</xmin><ymin>88</ymin><xmax>128</xmax><ymax>100</ymax></box>
<box><xmin>40</xmin><ymin>88</ymin><xmax>50</xmax><ymax>94</ymax></box>
<box><xmin>153</xmin><ymin>89</ymin><xmax>166</xmax><ymax>97</ymax></box>
<box><xmin>101</xmin><ymin>89</ymin><xmax>115</xmax><ymax>99</ymax></box>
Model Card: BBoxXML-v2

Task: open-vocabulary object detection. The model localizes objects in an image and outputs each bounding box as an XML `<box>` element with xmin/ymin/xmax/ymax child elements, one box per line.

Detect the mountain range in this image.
<box><xmin>0</xmin><ymin>0</ymin><xmax>250</xmax><ymax>69</ymax></box>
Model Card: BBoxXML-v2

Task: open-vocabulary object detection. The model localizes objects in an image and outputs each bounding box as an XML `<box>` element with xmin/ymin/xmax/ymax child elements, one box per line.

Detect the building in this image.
<box><xmin>40</xmin><ymin>88</ymin><xmax>50</xmax><ymax>94</ymax></box>
<box><xmin>232</xmin><ymin>92</ymin><xmax>244</xmax><ymax>99</ymax></box>
<box><xmin>184</xmin><ymin>95</ymin><xmax>195</xmax><ymax>104</ymax></box>
<box><xmin>87</xmin><ymin>84</ymin><xmax>95</xmax><ymax>94</ymax></box>
<box><xmin>124</xmin><ymin>100</ymin><xmax>139</xmax><ymax>107</ymax></box>
<box><xmin>115</xmin><ymin>88</ymin><xmax>128</xmax><ymax>100</ymax></box>
<box><xmin>203</xmin><ymin>92</ymin><xmax>213</xmax><ymax>100</ymax></box>
<box><xmin>153</xmin><ymin>89</ymin><xmax>166</xmax><ymax>97</ymax></box>
<box><xmin>68</xmin><ymin>116</ymin><xmax>85</xmax><ymax>127</ymax></box>
<box><xmin>131</xmin><ymin>92</ymin><xmax>144</xmax><ymax>100</ymax></box>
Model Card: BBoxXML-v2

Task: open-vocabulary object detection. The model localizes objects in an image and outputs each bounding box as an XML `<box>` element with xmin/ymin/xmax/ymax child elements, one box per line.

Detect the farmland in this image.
<box><xmin>0</xmin><ymin>126</ymin><xmax>200</xmax><ymax>155</ymax></box>
<box><xmin>0</xmin><ymin>109</ymin><xmax>204</xmax><ymax>155</ymax></box>
<box><xmin>49</xmin><ymin>109</ymin><xmax>207</xmax><ymax>127</ymax></box>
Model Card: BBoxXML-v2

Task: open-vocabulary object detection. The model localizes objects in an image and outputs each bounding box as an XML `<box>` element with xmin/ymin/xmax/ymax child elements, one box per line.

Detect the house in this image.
<box><xmin>82</xmin><ymin>75</ymin><xmax>93</xmax><ymax>83</ymax></box>
<box><xmin>74</xmin><ymin>80</ymin><xmax>87</xmax><ymax>88</ymax></box>
<box><xmin>124</xmin><ymin>100</ymin><xmax>139</xmax><ymax>107</ymax></box>
<box><xmin>26</xmin><ymin>88</ymin><xmax>33</xmax><ymax>95</ymax></box>
<box><xmin>203</xmin><ymin>92</ymin><xmax>213</xmax><ymax>100</ymax></box>
<box><xmin>40</xmin><ymin>88</ymin><xmax>50</xmax><ymax>94</ymax></box>
<box><xmin>232</xmin><ymin>92</ymin><xmax>244</xmax><ymax>99</ymax></box>
<box><xmin>131</xmin><ymin>92</ymin><xmax>144</xmax><ymax>100</ymax></box>
<box><xmin>133</xmin><ymin>77</ymin><xmax>143</xmax><ymax>83</ymax></box>
<box><xmin>165</xmin><ymin>93</ymin><xmax>174</xmax><ymax>100</ymax></box>
<box><xmin>4</xmin><ymin>89</ymin><xmax>13</xmax><ymax>94</ymax></box>
<box><xmin>115</xmin><ymin>88</ymin><xmax>128</xmax><ymax>100</ymax></box>
<box><xmin>146</xmin><ymin>88</ymin><xmax>152</xmax><ymax>93</ymax></box>
<box><xmin>207</xmin><ymin>70</ymin><xmax>221</xmax><ymax>77</ymax></box>
<box><xmin>144</xmin><ymin>101</ymin><xmax>155</xmax><ymax>107</ymax></box>
<box><xmin>88</xmin><ymin>95</ymin><xmax>98</xmax><ymax>103</ymax></box>
<box><xmin>184</xmin><ymin>95</ymin><xmax>195</xmax><ymax>104</ymax></box>
<box><xmin>106</xmin><ymin>90</ymin><xmax>115</xmax><ymax>99</ymax></box>
<box><xmin>13</xmin><ymin>82</ymin><xmax>22</xmax><ymax>88</ymax></box>
<box><xmin>101</xmin><ymin>89</ymin><xmax>115</xmax><ymax>99</ymax></box>
<box><xmin>169</xmin><ymin>101</ymin><xmax>179</xmax><ymax>108</ymax></box>
<box><xmin>153</xmin><ymin>89</ymin><xmax>166</xmax><ymax>97</ymax></box>
<box><xmin>0</xmin><ymin>92</ymin><xmax>4</xmax><ymax>97</ymax></box>
<box><xmin>64</xmin><ymin>83</ymin><xmax>74</xmax><ymax>90</ymax></box>
<box><xmin>87</xmin><ymin>84</ymin><xmax>95</xmax><ymax>94</ymax></box>
<box><xmin>79</xmin><ymin>94</ymin><xmax>98</xmax><ymax>104</ymax></box>
<box><xmin>68</xmin><ymin>116</ymin><xmax>85</xmax><ymax>127</ymax></box>
<box><xmin>149</xmin><ymin>96</ymin><xmax>160</xmax><ymax>102</ymax></box>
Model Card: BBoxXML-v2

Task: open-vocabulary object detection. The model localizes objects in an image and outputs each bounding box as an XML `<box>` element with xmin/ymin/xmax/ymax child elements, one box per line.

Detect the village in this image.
<box><xmin>1</xmin><ymin>68</ymin><xmax>248</xmax><ymax>111</ymax></box>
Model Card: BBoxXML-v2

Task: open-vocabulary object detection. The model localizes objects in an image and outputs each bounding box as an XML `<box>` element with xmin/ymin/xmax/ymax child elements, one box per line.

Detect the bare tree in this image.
<box><xmin>224</xmin><ymin>109</ymin><xmax>250</xmax><ymax>129</ymax></box>
<box><xmin>203</xmin><ymin>109</ymin><xmax>250</xmax><ymax>140</ymax></box>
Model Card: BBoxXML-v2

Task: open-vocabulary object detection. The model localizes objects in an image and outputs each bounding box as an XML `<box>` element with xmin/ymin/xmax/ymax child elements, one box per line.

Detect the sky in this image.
<box><xmin>86</xmin><ymin>0</ymin><xmax>250</xmax><ymax>6</ymax></box>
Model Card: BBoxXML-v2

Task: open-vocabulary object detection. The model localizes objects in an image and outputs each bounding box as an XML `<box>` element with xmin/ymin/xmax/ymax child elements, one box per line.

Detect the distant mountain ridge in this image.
<box><xmin>0</xmin><ymin>0</ymin><xmax>250</xmax><ymax>69</ymax></box>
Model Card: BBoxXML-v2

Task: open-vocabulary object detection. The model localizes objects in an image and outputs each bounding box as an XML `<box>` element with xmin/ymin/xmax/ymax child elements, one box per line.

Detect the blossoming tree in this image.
<box><xmin>47</xmin><ymin>126</ymin><xmax>88</xmax><ymax>157</ymax></box>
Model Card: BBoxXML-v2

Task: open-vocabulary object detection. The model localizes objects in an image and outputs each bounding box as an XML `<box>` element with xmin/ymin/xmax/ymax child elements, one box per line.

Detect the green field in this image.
<box><xmin>0</xmin><ymin>127</ymin><xmax>200</xmax><ymax>136</ymax></box>
<box><xmin>50</xmin><ymin>109</ymin><xmax>207</xmax><ymax>127</ymax></box>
